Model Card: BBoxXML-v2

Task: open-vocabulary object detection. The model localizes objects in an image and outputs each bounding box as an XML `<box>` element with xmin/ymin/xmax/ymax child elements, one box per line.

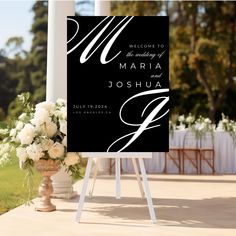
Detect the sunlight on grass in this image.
<box><xmin>0</xmin><ymin>156</ymin><xmax>41</xmax><ymax>215</ymax></box>
<box><xmin>0</xmin><ymin>156</ymin><xmax>86</xmax><ymax>215</ymax></box>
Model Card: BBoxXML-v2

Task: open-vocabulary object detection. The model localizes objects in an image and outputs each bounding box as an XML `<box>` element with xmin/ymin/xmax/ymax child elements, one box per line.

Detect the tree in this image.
<box><xmin>111</xmin><ymin>1</ymin><xmax>162</xmax><ymax>16</ymax></box>
<box><xmin>169</xmin><ymin>1</ymin><xmax>236</xmax><ymax>121</ymax></box>
<box><xmin>0</xmin><ymin>38</ymin><xmax>30</xmax><ymax>118</ymax></box>
<box><xmin>28</xmin><ymin>0</ymin><xmax>48</xmax><ymax>103</ymax></box>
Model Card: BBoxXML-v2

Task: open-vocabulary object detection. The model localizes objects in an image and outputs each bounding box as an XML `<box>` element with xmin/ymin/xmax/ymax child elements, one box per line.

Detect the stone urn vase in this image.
<box><xmin>35</xmin><ymin>159</ymin><xmax>60</xmax><ymax>212</ymax></box>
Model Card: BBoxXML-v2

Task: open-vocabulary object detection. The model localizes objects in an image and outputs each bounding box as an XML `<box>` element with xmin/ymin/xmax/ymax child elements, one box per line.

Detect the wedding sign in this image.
<box><xmin>67</xmin><ymin>16</ymin><xmax>169</xmax><ymax>152</ymax></box>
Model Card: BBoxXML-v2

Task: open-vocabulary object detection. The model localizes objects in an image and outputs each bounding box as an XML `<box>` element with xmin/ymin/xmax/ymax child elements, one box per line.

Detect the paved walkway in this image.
<box><xmin>0</xmin><ymin>175</ymin><xmax>236</xmax><ymax>236</ymax></box>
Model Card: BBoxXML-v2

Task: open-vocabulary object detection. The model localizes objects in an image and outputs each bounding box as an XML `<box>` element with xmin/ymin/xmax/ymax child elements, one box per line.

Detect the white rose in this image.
<box><xmin>41</xmin><ymin>138</ymin><xmax>54</xmax><ymax>151</ymax></box>
<box><xmin>0</xmin><ymin>143</ymin><xmax>11</xmax><ymax>155</ymax></box>
<box><xmin>36</xmin><ymin>101</ymin><xmax>56</xmax><ymax>115</ymax></box>
<box><xmin>62</xmin><ymin>136</ymin><xmax>67</xmax><ymax>147</ymax></box>
<box><xmin>16</xmin><ymin>121</ymin><xmax>24</xmax><ymax>131</ymax></box>
<box><xmin>59</xmin><ymin>119</ymin><xmax>67</xmax><ymax>135</ymax></box>
<box><xmin>16</xmin><ymin>147</ymin><xmax>28</xmax><ymax>162</ymax></box>
<box><xmin>31</xmin><ymin>108</ymin><xmax>51</xmax><ymax>126</ymax></box>
<box><xmin>55</xmin><ymin>106</ymin><xmax>67</xmax><ymax>120</ymax></box>
<box><xmin>60</xmin><ymin>107</ymin><xmax>67</xmax><ymax>119</ymax></box>
<box><xmin>186</xmin><ymin>116</ymin><xmax>194</xmax><ymax>123</ymax></box>
<box><xmin>64</xmin><ymin>152</ymin><xmax>80</xmax><ymax>166</ymax></box>
<box><xmin>26</xmin><ymin>143</ymin><xmax>44</xmax><ymax>162</ymax></box>
<box><xmin>18</xmin><ymin>124</ymin><xmax>35</xmax><ymax>145</ymax></box>
<box><xmin>10</xmin><ymin>128</ymin><xmax>17</xmax><ymax>137</ymax></box>
<box><xmin>222</xmin><ymin>118</ymin><xmax>228</xmax><ymax>124</ymax></box>
<box><xmin>48</xmin><ymin>142</ymin><xmax>64</xmax><ymax>159</ymax></box>
<box><xmin>56</xmin><ymin>99</ymin><xmax>66</xmax><ymax>107</ymax></box>
<box><xmin>0</xmin><ymin>128</ymin><xmax>8</xmax><ymax>136</ymax></box>
<box><xmin>0</xmin><ymin>153</ymin><xmax>10</xmax><ymax>166</ymax></box>
<box><xmin>198</xmin><ymin>124</ymin><xmax>204</xmax><ymax>131</ymax></box>
<box><xmin>204</xmin><ymin>118</ymin><xmax>211</xmax><ymax>124</ymax></box>
<box><xmin>178</xmin><ymin>115</ymin><xmax>185</xmax><ymax>122</ymax></box>
<box><xmin>45</xmin><ymin>121</ymin><xmax>57</xmax><ymax>138</ymax></box>
<box><xmin>19</xmin><ymin>113</ymin><xmax>27</xmax><ymax>121</ymax></box>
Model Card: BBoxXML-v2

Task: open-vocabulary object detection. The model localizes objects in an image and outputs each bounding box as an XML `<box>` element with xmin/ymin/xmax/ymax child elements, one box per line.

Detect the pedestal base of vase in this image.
<box><xmin>35</xmin><ymin>200</ymin><xmax>56</xmax><ymax>212</ymax></box>
<box><xmin>35</xmin><ymin>159</ymin><xmax>60</xmax><ymax>212</ymax></box>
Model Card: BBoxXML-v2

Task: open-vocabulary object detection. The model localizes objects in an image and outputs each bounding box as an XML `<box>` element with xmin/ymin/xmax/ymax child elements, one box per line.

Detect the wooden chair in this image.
<box><xmin>164</xmin><ymin>148</ymin><xmax>183</xmax><ymax>174</ymax></box>
<box><xmin>199</xmin><ymin>132</ymin><xmax>215</xmax><ymax>174</ymax></box>
<box><xmin>182</xmin><ymin>131</ymin><xmax>200</xmax><ymax>174</ymax></box>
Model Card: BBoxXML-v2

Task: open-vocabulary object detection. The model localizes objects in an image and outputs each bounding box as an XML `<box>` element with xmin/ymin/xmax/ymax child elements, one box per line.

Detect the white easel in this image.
<box><xmin>76</xmin><ymin>153</ymin><xmax>157</xmax><ymax>223</ymax></box>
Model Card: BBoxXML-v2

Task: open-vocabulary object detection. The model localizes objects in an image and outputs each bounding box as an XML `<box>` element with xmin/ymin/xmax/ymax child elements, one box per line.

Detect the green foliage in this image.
<box><xmin>0</xmin><ymin>1</ymin><xmax>236</xmax><ymax>123</ymax></box>
<box><xmin>169</xmin><ymin>1</ymin><xmax>236</xmax><ymax>121</ymax></box>
<box><xmin>0</xmin><ymin>108</ymin><xmax>6</xmax><ymax>121</ymax></box>
<box><xmin>0</xmin><ymin>1</ymin><xmax>48</xmax><ymax>119</ymax></box>
<box><xmin>111</xmin><ymin>1</ymin><xmax>162</xmax><ymax>16</ymax></box>
<box><xmin>28</xmin><ymin>1</ymin><xmax>48</xmax><ymax>103</ymax></box>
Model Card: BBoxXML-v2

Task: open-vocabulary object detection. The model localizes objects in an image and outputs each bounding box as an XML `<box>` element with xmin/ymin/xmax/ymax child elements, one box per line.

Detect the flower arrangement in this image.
<box><xmin>170</xmin><ymin>113</ymin><xmax>214</xmax><ymax>137</ymax></box>
<box><xmin>0</xmin><ymin>93</ymin><xmax>81</xmax><ymax>199</ymax></box>
<box><xmin>217</xmin><ymin>113</ymin><xmax>236</xmax><ymax>141</ymax></box>
<box><xmin>185</xmin><ymin>113</ymin><xmax>195</xmax><ymax>127</ymax></box>
<box><xmin>170</xmin><ymin>113</ymin><xmax>236</xmax><ymax>142</ymax></box>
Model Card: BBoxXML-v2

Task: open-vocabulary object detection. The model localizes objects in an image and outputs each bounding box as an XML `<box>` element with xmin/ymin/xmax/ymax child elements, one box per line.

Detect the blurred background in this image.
<box><xmin>0</xmin><ymin>0</ymin><xmax>235</xmax><ymax>123</ymax></box>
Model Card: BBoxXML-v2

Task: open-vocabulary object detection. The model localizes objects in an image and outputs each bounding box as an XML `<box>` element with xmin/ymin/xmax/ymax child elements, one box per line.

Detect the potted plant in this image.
<box><xmin>0</xmin><ymin>93</ymin><xmax>81</xmax><ymax>211</ymax></box>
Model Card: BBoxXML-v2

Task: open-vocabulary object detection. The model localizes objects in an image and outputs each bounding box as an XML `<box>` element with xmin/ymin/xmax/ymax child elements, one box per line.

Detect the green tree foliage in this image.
<box><xmin>111</xmin><ymin>0</ymin><xmax>162</xmax><ymax>16</ymax></box>
<box><xmin>169</xmin><ymin>1</ymin><xmax>236</xmax><ymax>121</ymax></box>
<box><xmin>0</xmin><ymin>0</ymin><xmax>235</xmax><ymax>122</ymax></box>
<box><xmin>7</xmin><ymin>1</ymin><xmax>48</xmax><ymax>118</ymax></box>
<box><xmin>0</xmin><ymin>38</ymin><xmax>28</xmax><ymax>119</ymax></box>
<box><xmin>28</xmin><ymin>1</ymin><xmax>48</xmax><ymax>103</ymax></box>
<box><xmin>112</xmin><ymin>1</ymin><xmax>236</xmax><ymax>121</ymax></box>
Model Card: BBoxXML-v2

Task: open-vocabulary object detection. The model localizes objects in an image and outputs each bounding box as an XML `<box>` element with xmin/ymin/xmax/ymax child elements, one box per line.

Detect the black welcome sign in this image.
<box><xmin>67</xmin><ymin>16</ymin><xmax>169</xmax><ymax>152</ymax></box>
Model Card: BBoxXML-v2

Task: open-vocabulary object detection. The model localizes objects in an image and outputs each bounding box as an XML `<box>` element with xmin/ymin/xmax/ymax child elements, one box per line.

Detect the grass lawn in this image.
<box><xmin>0</xmin><ymin>156</ymin><xmax>41</xmax><ymax>215</ymax></box>
<box><xmin>0</xmin><ymin>156</ymin><xmax>86</xmax><ymax>215</ymax></box>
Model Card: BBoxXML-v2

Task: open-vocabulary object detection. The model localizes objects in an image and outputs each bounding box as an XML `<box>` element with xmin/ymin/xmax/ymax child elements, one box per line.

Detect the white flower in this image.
<box><xmin>197</xmin><ymin>124</ymin><xmax>204</xmax><ymax>131</ymax></box>
<box><xmin>36</xmin><ymin>101</ymin><xmax>56</xmax><ymax>115</ymax></box>
<box><xmin>62</xmin><ymin>136</ymin><xmax>67</xmax><ymax>147</ymax></box>
<box><xmin>41</xmin><ymin>138</ymin><xmax>54</xmax><ymax>151</ymax></box>
<box><xmin>45</xmin><ymin>121</ymin><xmax>57</xmax><ymax>138</ymax></box>
<box><xmin>19</xmin><ymin>113</ymin><xmax>27</xmax><ymax>121</ymax></box>
<box><xmin>178</xmin><ymin>115</ymin><xmax>185</xmax><ymax>122</ymax></box>
<box><xmin>34</xmin><ymin>123</ymin><xmax>46</xmax><ymax>135</ymax></box>
<box><xmin>55</xmin><ymin>106</ymin><xmax>67</xmax><ymax>120</ymax></box>
<box><xmin>59</xmin><ymin>119</ymin><xmax>67</xmax><ymax>135</ymax></box>
<box><xmin>48</xmin><ymin>142</ymin><xmax>64</xmax><ymax>159</ymax></box>
<box><xmin>0</xmin><ymin>153</ymin><xmax>10</xmax><ymax>166</ymax></box>
<box><xmin>16</xmin><ymin>147</ymin><xmax>28</xmax><ymax>162</ymax></box>
<box><xmin>10</xmin><ymin>128</ymin><xmax>17</xmax><ymax>137</ymax></box>
<box><xmin>0</xmin><ymin>128</ymin><xmax>8</xmax><ymax>135</ymax></box>
<box><xmin>222</xmin><ymin>118</ymin><xmax>228</xmax><ymax>124</ymax></box>
<box><xmin>26</xmin><ymin>143</ymin><xmax>44</xmax><ymax>162</ymax></box>
<box><xmin>16</xmin><ymin>121</ymin><xmax>24</xmax><ymax>131</ymax></box>
<box><xmin>186</xmin><ymin>115</ymin><xmax>194</xmax><ymax>123</ymax></box>
<box><xmin>31</xmin><ymin>108</ymin><xmax>51</xmax><ymax>126</ymax></box>
<box><xmin>0</xmin><ymin>143</ymin><xmax>11</xmax><ymax>155</ymax></box>
<box><xmin>204</xmin><ymin>118</ymin><xmax>211</xmax><ymax>124</ymax></box>
<box><xmin>18</xmin><ymin>124</ymin><xmax>35</xmax><ymax>145</ymax></box>
<box><xmin>64</xmin><ymin>152</ymin><xmax>80</xmax><ymax>166</ymax></box>
<box><xmin>56</xmin><ymin>98</ymin><xmax>66</xmax><ymax>107</ymax></box>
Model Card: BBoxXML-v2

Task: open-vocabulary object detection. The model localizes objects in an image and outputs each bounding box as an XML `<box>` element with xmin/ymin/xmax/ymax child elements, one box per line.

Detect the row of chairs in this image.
<box><xmin>164</xmin><ymin>131</ymin><xmax>215</xmax><ymax>174</ymax></box>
